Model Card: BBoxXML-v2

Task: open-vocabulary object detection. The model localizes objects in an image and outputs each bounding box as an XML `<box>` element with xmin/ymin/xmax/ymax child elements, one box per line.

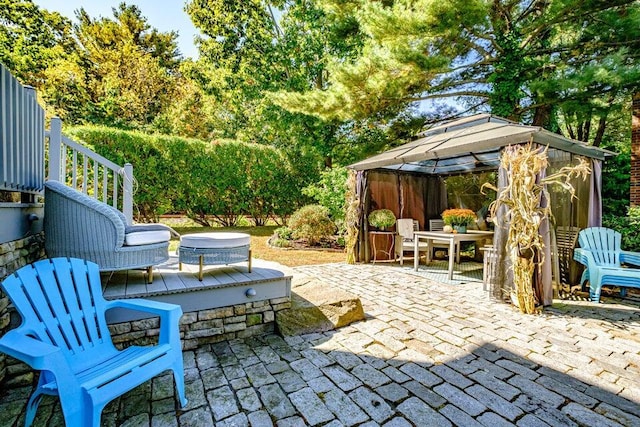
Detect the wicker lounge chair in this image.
<box><xmin>44</xmin><ymin>180</ymin><xmax>171</xmax><ymax>282</ymax></box>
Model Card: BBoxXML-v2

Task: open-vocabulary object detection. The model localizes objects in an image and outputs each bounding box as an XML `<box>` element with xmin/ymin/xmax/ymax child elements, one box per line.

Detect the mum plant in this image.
<box><xmin>441</xmin><ymin>208</ymin><xmax>476</xmax><ymax>226</ymax></box>
<box><xmin>368</xmin><ymin>209</ymin><xmax>396</xmax><ymax>230</ymax></box>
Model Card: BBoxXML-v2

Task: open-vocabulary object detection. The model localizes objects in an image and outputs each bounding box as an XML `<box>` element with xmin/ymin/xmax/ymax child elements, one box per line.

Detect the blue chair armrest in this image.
<box><xmin>620</xmin><ymin>251</ymin><xmax>640</xmax><ymax>267</ymax></box>
<box><xmin>0</xmin><ymin>330</ymin><xmax>82</xmax><ymax>402</ymax></box>
<box><xmin>573</xmin><ymin>248</ymin><xmax>594</xmax><ymax>267</ymax></box>
<box><xmin>0</xmin><ymin>329</ymin><xmax>65</xmax><ymax>370</ymax></box>
<box><xmin>106</xmin><ymin>299</ymin><xmax>182</xmax><ymax>345</ymax></box>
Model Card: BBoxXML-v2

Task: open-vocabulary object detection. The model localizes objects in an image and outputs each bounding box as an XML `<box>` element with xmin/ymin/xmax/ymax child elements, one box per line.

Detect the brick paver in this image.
<box><xmin>2</xmin><ymin>263</ymin><xmax>640</xmax><ymax>426</ymax></box>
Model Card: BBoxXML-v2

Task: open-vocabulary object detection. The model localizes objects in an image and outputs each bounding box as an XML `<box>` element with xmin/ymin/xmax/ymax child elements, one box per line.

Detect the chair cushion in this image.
<box><xmin>124</xmin><ymin>224</ymin><xmax>174</xmax><ymax>246</ymax></box>
<box><xmin>125</xmin><ymin>223</ymin><xmax>180</xmax><ymax>238</ymax></box>
<box><xmin>180</xmin><ymin>232</ymin><xmax>251</xmax><ymax>249</ymax></box>
<box><xmin>125</xmin><ymin>230</ymin><xmax>171</xmax><ymax>246</ymax></box>
<box><xmin>401</xmin><ymin>241</ymin><xmax>429</xmax><ymax>250</ymax></box>
<box><xmin>432</xmin><ymin>239</ymin><xmax>451</xmax><ymax>246</ymax></box>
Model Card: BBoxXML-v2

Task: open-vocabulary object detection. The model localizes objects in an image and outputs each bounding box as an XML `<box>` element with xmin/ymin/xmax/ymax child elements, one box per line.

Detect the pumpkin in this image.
<box><xmin>443</xmin><ymin>225</ymin><xmax>453</xmax><ymax>233</ymax></box>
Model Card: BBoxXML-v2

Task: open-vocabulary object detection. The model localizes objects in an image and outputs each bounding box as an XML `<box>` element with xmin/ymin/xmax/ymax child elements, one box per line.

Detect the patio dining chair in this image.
<box><xmin>395</xmin><ymin>218</ymin><xmax>428</xmax><ymax>265</ymax></box>
<box><xmin>429</xmin><ymin>219</ymin><xmax>459</xmax><ymax>260</ymax></box>
<box><xmin>0</xmin><ymin>258</ymin><xmax>187</xmax><ymax>426</ymax></box>
<box><xmin>554</xmin><ymin>225</ymin><xmax>580</xmax><ymax>286</ymax></box>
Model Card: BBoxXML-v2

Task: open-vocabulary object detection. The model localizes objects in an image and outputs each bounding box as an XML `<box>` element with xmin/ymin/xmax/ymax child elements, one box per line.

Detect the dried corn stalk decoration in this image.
<box><xmin>483</xmin><ymin>142</ymin><xmax>590</xmax><ymax>314</ymax></box>
<box><xmin>345</xmin><ymin>170</ymin><xmax>360</xmax><ymax>264</ymax></box>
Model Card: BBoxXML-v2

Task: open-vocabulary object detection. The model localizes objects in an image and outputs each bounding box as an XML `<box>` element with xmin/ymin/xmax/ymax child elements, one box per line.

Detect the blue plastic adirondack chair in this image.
<box><xmin>0</xmin><ymin>258</ymin><xmax>187</xmax><ymax>426</ymax></box>
<box><xmin>574</xmin><ymin>227</ymin><xmax>640</xmax><ymax>302</ymax></box>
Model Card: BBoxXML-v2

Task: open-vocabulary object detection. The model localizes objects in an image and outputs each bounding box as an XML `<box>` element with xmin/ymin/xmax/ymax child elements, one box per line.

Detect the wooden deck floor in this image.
<box><xmin>102</xmin><ymin>256</ymin><xmax>292</xmax><ymax>322</ymax></box>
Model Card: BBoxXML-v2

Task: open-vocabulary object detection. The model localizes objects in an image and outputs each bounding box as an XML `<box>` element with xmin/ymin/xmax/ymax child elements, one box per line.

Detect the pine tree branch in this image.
<box><xmin>528</xmin><ymin>40</ymin><xmax>640</xmax><ymax>58</ymax></box>
<box><xmin>413</xmin><ymin>91</ymin><xmax>489</xmax><ymax>102</ymax></box>
<box><xmin>465</xmin><ymin>27</ymin><xmax>501</xmax><ymax>53</ymax></box>
<box><xmin>447</xmin><ymin>58</ymin><xmax>496</xmax><ymax>74</ymax></box>
<box><xmin>521</xmin><ymin>1</ymin><xmax>636</xmax><ymax>50</ymax></box>
<box><xmin>458</xmin><ymin>33</ymin><xmax>493</xmax><ymax>60</ymax></box>
<box><xmin>515</xmin><ymin>0</ymin><xmax>547</xmax><ymax>24</ymax></box>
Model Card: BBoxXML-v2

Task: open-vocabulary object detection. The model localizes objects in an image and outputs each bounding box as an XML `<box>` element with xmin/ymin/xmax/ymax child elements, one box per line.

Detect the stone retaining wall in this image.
<box><xmin>0</xmin><ymin>232</ymin><xmax>46</xmax><ymax>387</ymax></box>
<box><xmin>1</xmin><ymin>287</ymin><xmax>291</xmax><ymax>389</ymax></box>
<box><xmin>108</xmin><ymin>297</ymin><xmax>291</xmax><ymax>350</ymax></box>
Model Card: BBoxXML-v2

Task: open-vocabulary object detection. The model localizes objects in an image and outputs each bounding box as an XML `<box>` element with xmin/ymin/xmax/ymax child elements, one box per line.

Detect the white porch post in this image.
<box><xmin>48</xmin><ymin>117</ymin><xmax>62</xmax><ymax>181</ymax></box>
<box><xmin>123</xmin><ymin>163</ymin><xmax>134</xmax><ymax>225</ymax></box>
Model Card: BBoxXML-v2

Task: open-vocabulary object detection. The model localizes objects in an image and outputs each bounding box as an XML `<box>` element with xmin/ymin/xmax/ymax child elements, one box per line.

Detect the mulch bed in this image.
<box><xmin>267</xmin><ymin>235</ymin><xmax>345</xmax><ymax>252</ymax></box>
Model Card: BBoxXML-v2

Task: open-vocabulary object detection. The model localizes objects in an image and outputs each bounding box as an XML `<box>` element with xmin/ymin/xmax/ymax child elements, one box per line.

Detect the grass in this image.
<box><xmin>167</xmin><ymin>224</ymin><xmax>346</xmax><ymax>267</ymax></box>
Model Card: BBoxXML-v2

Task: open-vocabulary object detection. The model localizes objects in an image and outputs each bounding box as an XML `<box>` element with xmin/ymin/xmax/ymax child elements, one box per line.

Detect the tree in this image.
<box><xmin>69</xmin><ymin>3</ymin><xmax>181</xmax><ymax>127</ymax></box>
<box><xmin>273</xmin><ymin>0</ymin><xmax>640</xmax><ymax>145</ymax></box>
<box><xmin>1</xmin><ymin>2</ymin><xmax>182</xmax><ymax>128</ymax></box>
<box><xmin>0</xmin><ymin>0</ymin><xmax>75</xmax><ymax>87</ymax></box>
<box><xmin>597</xmin><ymin>103</ymin><xmax>632</xmax><ymax>215</ymax></box>
<box><xmin>153</xmin><ymin>64</ymin><xmax>220</xmax><ymax>140</ymax></box>
<box><xmin>184</xmin><ymin>0</ymin><xmax>283</xmax><ymax>139</ymax></box>
<box><xmin>184</xmin><ymin>0</ymin><xmax>409</xmax><ymax>167</ymax></box>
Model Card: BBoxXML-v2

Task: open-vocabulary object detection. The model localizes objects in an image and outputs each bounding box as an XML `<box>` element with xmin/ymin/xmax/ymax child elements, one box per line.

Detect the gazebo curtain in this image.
<box><xmin>355</xmin><ymin>150</ymin><xmax>603</xmax><ymax>303</ymax></box>
<box><xmin>491</xmin><ymin>149</ymin><xmax>601</xmax><ymax>304</ymax></box>
<box><xmin>546</xmin><ymin>152</ymin><xmax>601</xmax><ymax>286</ymax></box>
<box><xmin>547</xmin><ymin>150</ymin><xmax>594</xmax><ymax>229</ymax></box>
<box><xmin>491</xmin><ymin>167</ymin><xmax>513</xmax><ymax>302</ymax></box>
<box><xmin>367</xmin><ymin>171</ymin><xmax>446</xmax><ymax>229</ymax></box>
<box><xmin>354</xmin><ymin>170</ymin><xmax>447</xmax><ymax>262</ymax></box>
<box><xmin>588</xmin><ymin>159</ymin><xmax>602</xmax><ymax>227</ymax></box>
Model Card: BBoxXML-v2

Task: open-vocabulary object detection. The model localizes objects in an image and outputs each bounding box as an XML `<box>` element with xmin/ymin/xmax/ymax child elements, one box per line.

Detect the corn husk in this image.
<box><xmin>345</xmin><ymin>170</ymin><xmax>360</xmax><ymax>264</ymax></box>
<box><xmin>483</xmin><ymin>142</ymin><xmax>590</xmax><ymax>314</ymax></box>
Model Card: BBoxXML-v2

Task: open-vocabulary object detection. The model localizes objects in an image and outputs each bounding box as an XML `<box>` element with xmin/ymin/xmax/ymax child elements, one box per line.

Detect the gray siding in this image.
<box><xmin>0</xmin><ymin>64</ymin><xmax>45</xmax><ymax>194</ymax></box>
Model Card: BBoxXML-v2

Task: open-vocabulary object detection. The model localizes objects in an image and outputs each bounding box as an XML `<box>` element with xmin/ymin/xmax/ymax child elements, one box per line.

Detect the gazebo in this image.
<box><xmin>348</xmin><ymin>114</ymin><xmax>614</xmax><ymax>305</ymax></box>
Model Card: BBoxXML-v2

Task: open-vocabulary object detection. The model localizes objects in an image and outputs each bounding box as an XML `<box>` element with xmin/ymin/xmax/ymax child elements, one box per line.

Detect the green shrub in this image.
<box><xmin>66</xmin><ymin>126</ymin><xmax>308</xmax><ymax>224</ymax></box>
<box><xmin>65</xmin><ymin>126</ymin><xmax>173</xmax><ymax>222</ymax></box>
<box><xmin>602</xmin><ymin>214</ymin><xmax>640</xmax><ymax>252</ymax></box>
<box><xmin>275</xmin><ymin>226</ymin><xmax>294</xmax><ymax>240</ymax></box>
<box><xmin>302</xmin><ymin>166</ymin><xmax>348</xmax><ymax>224</ymax></box>
<box><xmin>288</xmin><ymin>205</ymin><xmax>336</xmax><ymax>245</ymax></box>
<box><xmin>271</xmin><ymin>238</ymin><xmax>291</xmax><ymax>248</ymax></box>
<box><xmin>243</xmin><ymin>144</ymin><xmax>303</xmax><ymax>226</ymax></box>
<box><xmin>601</xmin><ymin>144</ymin><xmax>629</xmax><ymax>216</ymax></box>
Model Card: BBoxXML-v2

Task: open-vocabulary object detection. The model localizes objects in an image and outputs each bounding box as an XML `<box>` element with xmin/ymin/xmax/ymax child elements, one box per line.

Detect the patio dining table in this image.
<box><xmin>413</xmin><ymin>230</ymin><xmax>494</xmax><ymax>279</ymax></box>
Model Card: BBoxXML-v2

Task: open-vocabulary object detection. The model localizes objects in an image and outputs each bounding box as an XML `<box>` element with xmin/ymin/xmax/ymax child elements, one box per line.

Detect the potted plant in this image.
<box><xmin>441</xmin><ymin>208</ymin><xmax>476</xmax><ymax>233</ymax></box>
<box><xmin>368</xmin><ymin>209</ymin><xmax>396</xmax><ymax>231</ymax></box>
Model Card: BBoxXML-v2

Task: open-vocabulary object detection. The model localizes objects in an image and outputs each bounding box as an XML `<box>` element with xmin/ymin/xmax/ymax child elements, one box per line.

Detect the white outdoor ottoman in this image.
<box><xmin>178</xmin><ymin>232</ymin><xmax>252</xmax><ymax>281</ymax></box>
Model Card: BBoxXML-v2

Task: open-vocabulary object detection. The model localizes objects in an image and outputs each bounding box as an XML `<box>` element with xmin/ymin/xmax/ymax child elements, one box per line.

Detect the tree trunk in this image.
<box><xmin>324</xmin><ymin>156</ymin><xmax>333</xmax><ymax>169</ymax></box>
<box><xmin>532</xmin><ymin>105</ymin><xmax>552</xmax><ymax>128</ymax></box>
<box><xmin>592</xmin><ymin>115</ymin><xmax>607</xmax><ymax>147</ymax></box>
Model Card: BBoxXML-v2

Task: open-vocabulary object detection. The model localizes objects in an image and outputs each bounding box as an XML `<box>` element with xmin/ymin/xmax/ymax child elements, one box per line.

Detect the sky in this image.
<box><xmin>32</xmin><ymin>0</ymin><xmax>200</xmax><ymax>59</ymax></box>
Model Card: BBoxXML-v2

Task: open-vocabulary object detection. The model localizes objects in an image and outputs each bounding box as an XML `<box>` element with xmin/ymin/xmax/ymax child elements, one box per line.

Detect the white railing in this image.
<box><xmin>47</xmin><ymin>117</ymin><xmax>134</xmax><ymax>225</ymax></box>
<box><xmin>0</xmin><ymin>64</ymin><xmax>45</xmax><ymax>194</ymax></box>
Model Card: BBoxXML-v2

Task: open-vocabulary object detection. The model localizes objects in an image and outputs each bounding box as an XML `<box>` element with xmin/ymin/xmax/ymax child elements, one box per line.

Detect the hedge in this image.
<box><xmin>66</xmin><ymin>126</ymin><xmax>312</xmax><ymax>225</ymax></box>
<box><xmin>602</xmin><ymin>215</ymin><xmax>640</xmax><ymax>253</ymax></box>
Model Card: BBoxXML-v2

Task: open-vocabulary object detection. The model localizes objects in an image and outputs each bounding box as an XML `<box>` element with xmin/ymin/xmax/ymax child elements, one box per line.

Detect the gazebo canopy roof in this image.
<box><xmin>349</xmin><ymin>114</ymin><xmax>615</xmax><ymax>175</ymax></box>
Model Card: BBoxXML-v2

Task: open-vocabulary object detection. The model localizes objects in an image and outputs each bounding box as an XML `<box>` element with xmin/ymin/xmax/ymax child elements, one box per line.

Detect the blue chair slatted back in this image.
<box><xmin>578</xmin><ymin>227</ymin><xmax>621</xmax><ymax>267</ymax></box>
<box><xmin>2</xmin><ymin>258</ymin><xmax>116</xmax><ymax>371</ymax></box>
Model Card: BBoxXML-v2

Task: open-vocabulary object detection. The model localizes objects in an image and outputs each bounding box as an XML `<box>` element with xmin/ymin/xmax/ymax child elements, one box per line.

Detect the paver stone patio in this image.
<box><xmin>1</xmin><ymin>262</ymin><xmax>639</xmax><ymax>426</ymax></box>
